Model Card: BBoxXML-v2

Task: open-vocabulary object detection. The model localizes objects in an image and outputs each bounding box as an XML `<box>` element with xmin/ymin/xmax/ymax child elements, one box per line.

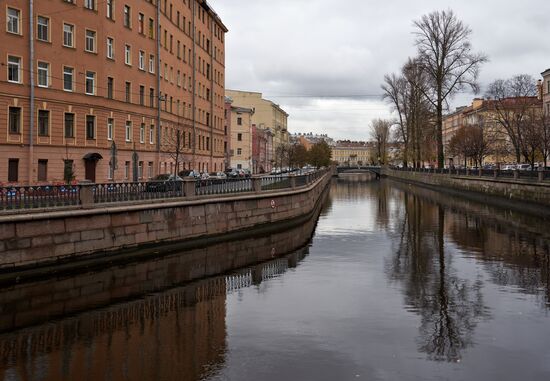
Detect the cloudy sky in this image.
<box><xmin>209</xmin><ymin>0</ymin><xmax>550</xmax><ymax>141</ymax></box>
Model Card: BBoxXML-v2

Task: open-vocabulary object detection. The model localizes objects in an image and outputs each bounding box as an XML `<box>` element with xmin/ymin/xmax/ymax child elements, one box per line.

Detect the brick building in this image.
<box><xmin>1</xmin><ymin>0</ymin><xmax>227</xmax><ymax>184</ymax></box>
<box><xmin>252</xmin><ymin>125</ymin><xmax>273</xmax><ymax>173</ymax></box>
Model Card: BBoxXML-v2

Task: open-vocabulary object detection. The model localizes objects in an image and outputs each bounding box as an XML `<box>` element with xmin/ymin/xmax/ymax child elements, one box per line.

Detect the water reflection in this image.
<box><xmin>0</xmin><ymin>199</ymin><xmax>322</xmax><ymax>381</ymax></box>
<box><xmin>380</xmin><ymin>180</ymin><xmax>550</xmax><ymax>362</ymax></box>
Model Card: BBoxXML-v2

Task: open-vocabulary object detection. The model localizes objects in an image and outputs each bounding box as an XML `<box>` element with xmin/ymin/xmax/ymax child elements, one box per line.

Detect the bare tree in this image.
<box><xmin>370</xmin><ymin>119</ymin><xmax>392</xmax><ymax>164</ymax></box>
<box><xmin>414</xmin><ymin>10</ymin><xmax>488</xmax><ymax>168</ymax></box>
<box><xmin>382</xmin><ymin>73</ymin><xmax>410</xmax><ymax>166</ymax></box>
<box><xmin>485</xmin><ymin>75</ymin><xmax>541</xmax><ymax>164</ymax></box>
<box><xmin>162</xmin><ymin>127</ymin><xmax>187</xmax><ymax>175</ymax></box>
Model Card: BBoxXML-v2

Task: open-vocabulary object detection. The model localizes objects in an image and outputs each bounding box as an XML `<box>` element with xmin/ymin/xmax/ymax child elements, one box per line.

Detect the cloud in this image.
<box><xmin>209</xmin><ymin>0</ymin><xmax>550</xmax><ymax>140</ymax></box>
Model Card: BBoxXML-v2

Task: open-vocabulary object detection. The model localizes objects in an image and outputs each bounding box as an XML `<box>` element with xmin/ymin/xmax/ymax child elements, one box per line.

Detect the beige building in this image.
<box><xmin>543</xmin><ymin>69</ymin><xmax>550</xmax><ymax>117</ymax></box>
<box><xmin>229</xmin><ymin>106</ymin><xmax>254</xmax><ymax>170</ymax></box>
<box><xmin>332</xmin><ymin>142</ymin><xmax>375</xmax><ymax>166</ymax></box>
<box><xmin>225</xmin><ymin>90</ymin><xmax>289</xmax><ymax>162</ymax></box>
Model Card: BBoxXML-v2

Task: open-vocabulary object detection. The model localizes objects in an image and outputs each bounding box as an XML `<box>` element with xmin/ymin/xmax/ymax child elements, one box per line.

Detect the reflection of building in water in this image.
<box><xmin>0</xmin><ymin>279</ymin><xmax>227</xmax><ymax>381</ymax></box>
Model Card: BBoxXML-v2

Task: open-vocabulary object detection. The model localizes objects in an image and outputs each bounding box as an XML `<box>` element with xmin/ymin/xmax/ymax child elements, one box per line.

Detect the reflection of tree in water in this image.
<box><xmin>387</xmin><ymin>193</ymin><xmax>489</xmax><ymax>362</ymax></box>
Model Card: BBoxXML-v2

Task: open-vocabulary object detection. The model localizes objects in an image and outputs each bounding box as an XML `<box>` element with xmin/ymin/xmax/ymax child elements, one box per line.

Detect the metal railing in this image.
<box><xmin>0</xmin><ymin>168</ymin><xmax>331</xmax><ymax>213</ymax></box>
<box><xmin>0</xmin><ymin>185</ymin><xmax>80</xmax><ymax>211</ymax></box>
<box><xmin>391</xmin><ymin>166</ymin><xmax>550</xmax><ymax>182</ymax></box>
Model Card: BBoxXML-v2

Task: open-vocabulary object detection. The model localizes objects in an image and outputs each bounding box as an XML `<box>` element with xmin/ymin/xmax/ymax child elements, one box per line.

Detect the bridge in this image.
<box><xmin>336</xmin><ymin>166</ymin><xmax>382</xmax><ymax>179</ymax></box>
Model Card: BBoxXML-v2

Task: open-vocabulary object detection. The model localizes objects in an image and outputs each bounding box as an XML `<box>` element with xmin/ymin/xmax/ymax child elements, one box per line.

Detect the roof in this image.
<box><xmin>542</xmin><ymin>68</ymin><xmax>550</xmax><ymax>77</ymax></box>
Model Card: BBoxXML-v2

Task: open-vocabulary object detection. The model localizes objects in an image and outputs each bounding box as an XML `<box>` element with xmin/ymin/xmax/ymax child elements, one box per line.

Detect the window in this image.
<box><xmin>149</xmin><ymin>88</ymin><xmax>155</xmax><ymax>107</ymax></box>
<box><xmin>139</xmin><ymin>85</ymin><xmax>145</xmax><ymax>105</ymax></box>
<box><xmin>86</xmin><ymin>115</ymin><xmax>96</xmax><ymax>139</ymax></box>
<box><xmin>38</xmin><ymin>160</ymin><xmax>48</xmax><ymax>182</ymax></box>
<box><xmin>138</xmin><ymin>13</ymin><xmax>144</xmax><ymax>34</ymax></box>
<box><xmin>147</xmin><ymin>162</ymin><xmax>153</xmax><ymax>179</ymax></box>
<box><xmin>63</xmin><ymin>23</ymin><xmax>74</xmax><ymax>47</ymax></box>
<box><xmin>107</xmin><ymin>118</ymin><xmax>114</xmax><ymax>140</ymax></box>
<box><xmin>37</xmin><ymin>61</ymin><xmax>49</xmax><ymax>87</ymax></box>
<box><xmin>7</xmin><ymin>56</ymin><xmax>21</xmax><ymax>83</ymax></box>
<box><xmin>125</xmin><ymin>121</ymin><xmax>132</xmax><ymax>141</ymax></box>
<box><xmin>125</xmin><ymin>45</ymin><xmax>131</xmax><ymax>65</ymax></box>
<box><xmin>107</xmin><ymin>77</ymin><xmax>114</xmax><ymax>99</ymax></box>
<box><xmin>64</xmin><ymin>113</ymin><xmax>74</xmax><ymax>138</ymax></box>
<box><xmin>9</xmin><ymin>107</ymin><xmax>21</xmax><ymax>134</ymax></box>
<box><xmin>106</xmin><ymin>0</ymin><xmax>114</xmax><ymax>19</ymax></box>
<box><xmin>139</xmin><ymin>50</ymin><xmax>145</xmax><ymax>70</ymax></box>
<box><xmin>140</xmin><ymin>123</ymin><xmax>145</xmax><ymax>143</ymax></box>
<box><xmin>237</xmin><ymin>117</ymin><xmax>242</xmax><ymax>126</ymax></box>
<box><xmin>237</xmin><ymin>133</ymin><xmax>242</xmax><ymax>141</ymax></box>
<box><xmin>7</xmin><ymin>8</ymin><xmax>20</xmax><ymax>34</ymax></box>
<box><xmin>124</xmin><ymin>5</ymin><xmax>131</xmax><ymax>28</ymax></box>
<box><xmin>124</xmin><ymin>161</ymin><xmax>130</xmax><ymax>180</ymax></box>
<box><xmin>148</xmin><ymin>18</ymin><xmax>154</xmax><ymax>38</ymax></box>
<box><xmin>107</xmin><ymin>37</ymin><xmax>114</xmax><ymax>59</ymax></box>
<box><xmin>149</xmin><ymin>124</ymin><xmax>154</xmax><ymax>144</ymax></box>
<box><xmin>237</xmin><ymin>148</ymin><xmax>242</xmax><ymax>155</ymax></box>
<box><xmin>63</xmin><ymin>67</ymin><xmax>74</xmax><ymax>91</ymax></box>
<box><xmin>138</xmin><ymin>161</ymin><xmax>143</xmax><ymax>179</ymax></box>
<box><xmin>84</xmin><ymin>0</ymin><xmax>95</xmax><ymax>10</ymax></box>
<box><xmin>8</xmin><ymin>159</ymin><xmax>19</xmax><ymax>183</ymax></box>
<box><xmin>149</xmin><ymin>54</ymin><xmax>155</xmax><ymax>73</ymax></box>
<box><xmin>125</xmin><ymin>82</ymin><xmax>131</xmax><ymax>102</ymax></box>
<box><xmin>38</xmin><ymin>110</ymin><xmax>49</xmax><ymax>136</ymax></box>
<box><xmin>37</xmin><ymin>16</ymin><xmax>49</xmax><ymax>41</ymax></box>
<box><xmin>85</xmin><ymin>71</ymin><xmax>95</xmax><ymax>95</ymax></box>
<box><xmin>85</xmin><ymin>30</ymin><xmax>96</xmax><ymax>52</ymax></box>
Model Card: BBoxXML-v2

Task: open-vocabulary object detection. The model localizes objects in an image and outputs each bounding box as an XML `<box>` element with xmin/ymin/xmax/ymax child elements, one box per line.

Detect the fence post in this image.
<box><xmin>538</xmin><ymin>167</ymin><xmax>544</xmax><ymax>182</ymax></box>
<box><xmin>79</xmin><ymin>182</ymin><xmax>95</xmax><ymax>208</ymax></box>
<box><xmin>184</xmin><ymin>178</ymin><xmax>196</xmax><ymax>198</ymax></box>
<box><xmin>252</xmin><ymin>176</ymin><xmax>262</xmax><ymax>193</ymax></box>
<box><xmin>466</xmin><ymin>168</ymin><xmax>470</xmax><ymax>176</ymax></box>
<box><xmin>289</xmin><ymin>175</ymin><xmax>297</xmax><ymax>189</ymax></box>
<box><xmin>493</xmin><ymin>169</ymin><xmax>499</xmax><ymax>179</ymax></box>
<box><xmin>513</xmin><ymin>169</ymin><xmax>519</xmax><ymax>180</ymax></box>
<box><xmin>478</xmin><ymin>168</ymin><xmax>482</xmax><ymax>177</ymax></box>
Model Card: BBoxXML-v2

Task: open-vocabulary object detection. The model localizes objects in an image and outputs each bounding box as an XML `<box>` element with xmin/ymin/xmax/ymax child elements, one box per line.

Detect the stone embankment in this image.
<box><xmin>0</xmin><ymin>170</ymin><xmax>333</xmax><ymax>274</ymax></box>
<box><xmin>383</xmin><ymin>167</ymin><xmax>550</xmax><ymax>216</ymax></box>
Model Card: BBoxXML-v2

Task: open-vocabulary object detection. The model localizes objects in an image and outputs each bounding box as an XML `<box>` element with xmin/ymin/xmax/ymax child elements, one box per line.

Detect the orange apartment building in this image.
<box><xmin>0</xmin><ymin>0</ymin><xmax>227</xmax><ymax>184</ymax></box>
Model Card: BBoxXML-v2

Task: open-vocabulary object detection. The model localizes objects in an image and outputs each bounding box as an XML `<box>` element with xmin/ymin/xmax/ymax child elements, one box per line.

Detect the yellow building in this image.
<box><xmin>225</xmin><ymin>90</ymin><xmax>289</xmax><ymax>161</ymax></box>
<box><xmin>229</xmin><ymin>106</ymin><xmax>254</xmax><ymax>170</ymax></box>
<box><xmin>332</xmin><ymin>143</ymin><xmax>375</xmax><ymax>166</ymax></box>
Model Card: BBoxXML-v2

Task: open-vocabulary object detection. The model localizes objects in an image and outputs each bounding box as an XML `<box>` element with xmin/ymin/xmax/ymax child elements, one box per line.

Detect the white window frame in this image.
<box><xmin>107</xmin><ymin>118</ymin><xmax>114</xmax><ymax>140</ymax></box>
<box><xmin>37</xmin><ymin>16</ymin><xmax>49</xmax><ymax>42</ymax></box>
<box><xmin>37</xmin><ymin>61</ymin><xmax>49</xmax><ymax>87</ymax></box>
<box><xmin>63</xmin><ymin>23</ymin><xmax>74</xmax><ymax>47</ymax></box>
<box><xmin>7</xmin><ymin>7</ymin><xmax>20</xmax><ymax>34</ymax></box>
<box><xmin>85</xmin><ymin>29</ymin><xmax>96</xmax><ymax>53</ymax></box>
<box><xmin>85</xmin><ymin>71</ymin><xmax>96</xmax><ymax>95</ymax></box>
<box><xmin>84</xmin><ymin>0</ymin><xmax>95</xmax><ymax>10</ymax></box>
<box><xmin>7</xmin><ymin>56</ymin><xmax>21</xmax><ymax>84</ymax></box>
<box><xmin>125</xmin><ymin>44</ymin><xmax>131</xmax><ymax>65</ymax></box>
<box><xmin>125</xmin><ymin>121</ymin><xmax>132</xmax><ymax>142</ymax></box>
<box><xmin>63</xmin><ymin>66</ymin><xmax>74</xmax><ymax>91</ymax></box>
<box><xmin>149</xmin><ymin>54</ymin><xmax>155</xmax><ymax>73</ymax></box>
<box><xmin>140</xmin><ymin>123</ymin><xmax>145</xmax><ymax>143</ymax></box>
<box><xmin>149</xmin><ymin>125</ymin><xmax>154</xmax><ymax>144</ymax></box>
<box><xmin>106</xmin><ymin>37</ymin><xmax>114</xmax><ymax>59</ymax></box>
<box><xmin>138</xmin><ymin>50</ymin><xmax>145</xmax><ymax>70</ymax></box>
<box><xmin>106</xmin><ymin>0</ymin><xmax>114</xmax><ymax>19</ymax></box>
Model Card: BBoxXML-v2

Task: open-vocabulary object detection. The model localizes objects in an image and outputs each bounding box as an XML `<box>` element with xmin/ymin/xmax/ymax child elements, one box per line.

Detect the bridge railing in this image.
<box><xmin>0</xmin><ymin>168</ymin><xmax>331</xmax><ymax>213</ymax></box>
<box><xmin>390</xmin><ymin>166</ymin><xmax>550</xmax><ymax>183</ymax></box>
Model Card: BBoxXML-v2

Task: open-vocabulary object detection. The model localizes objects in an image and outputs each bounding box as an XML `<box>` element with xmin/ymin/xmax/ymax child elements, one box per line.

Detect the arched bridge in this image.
<box><xmin>336</xmin><ymin>166</ymin><xmax>382</xmax><ymax>179</ymax></box>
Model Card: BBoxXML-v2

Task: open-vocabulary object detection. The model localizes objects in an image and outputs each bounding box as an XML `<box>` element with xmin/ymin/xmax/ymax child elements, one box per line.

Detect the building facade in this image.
<box><xmin>543</xmin><ymin>69</ymin><xmax>550</xmax><ymax>117</ymax></box>
<box><xmin>1</xmin><ymin>0</ymin><xmax>227</xmax><ymax>185</ymax></box>
<box><xmin>229</xmin><ymin>106</ymin><xmax>253</xmax><ymax>171</ymax></box>
<box><xmin>332</xmin><ymin>142</ymin><xmax>375</xmax><ymax>166</ymax></box>
<box><xmin>225</xmin><ymin>90</ymin><xmax>289</xmax><ymax>162</ymax></box>
<box><xmin>252</xmin><ymin>126</ymin><xmax>273</xmax><ymax>173</ymax></box>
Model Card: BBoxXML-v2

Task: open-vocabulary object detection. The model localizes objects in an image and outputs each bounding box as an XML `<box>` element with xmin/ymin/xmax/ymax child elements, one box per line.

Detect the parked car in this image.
<box><xmin>517</xmin><ymin>164</ymin><xmax>532</xmax><ymax>171</ymax></box>
<box><xmin>501</xmin><ymin>164</ymin><xmax>516</xmax><ymax>171</ymax></box>
<box><xmin>146</xmin><ymin>174</ymin><xmax>183</xmax><ymax>192</ymax></box>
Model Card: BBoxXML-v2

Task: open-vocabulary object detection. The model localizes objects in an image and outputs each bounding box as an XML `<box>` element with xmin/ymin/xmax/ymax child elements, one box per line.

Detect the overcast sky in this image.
<box><xmin>209</xmin><ymin>0</ymin><xmax>550</xmax><ymax>141</ymax></box>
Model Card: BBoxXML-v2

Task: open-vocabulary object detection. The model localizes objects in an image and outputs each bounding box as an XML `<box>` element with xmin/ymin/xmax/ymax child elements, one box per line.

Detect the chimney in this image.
<box><xmin>537</xmin><ymin>79</ymin><xmax>543</xmax><ymax>100</ymax></box>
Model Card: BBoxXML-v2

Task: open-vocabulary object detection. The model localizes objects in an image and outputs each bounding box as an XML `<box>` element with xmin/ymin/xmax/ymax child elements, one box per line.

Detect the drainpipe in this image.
<box><xmin>28</xmin><ymin>0</ymin><xmax>35</xmax><ymax>184</ymax></box>
<box><xmin>155</xmin><ymin>0</ymin><xmax>161</xmax><ymax>175</ymax></box>
<box><xmin>209</xmin><ymin>15</ymin><xmax>214</xmax><ymax>171</ymax></box>
<box><xmin>192</xmin><ymin>0</ymin><xmax>196</xmax><ymax>170</ymax></box>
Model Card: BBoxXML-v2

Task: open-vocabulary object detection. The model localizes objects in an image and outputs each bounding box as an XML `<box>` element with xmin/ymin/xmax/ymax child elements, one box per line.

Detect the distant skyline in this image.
<box><xmin>210</xmin><ymin>0</ymin><xmax>550</xmax><ymax>141</ymax></box>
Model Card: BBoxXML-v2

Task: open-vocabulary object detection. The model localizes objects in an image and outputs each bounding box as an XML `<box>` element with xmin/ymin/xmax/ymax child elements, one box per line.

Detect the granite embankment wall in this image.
<box><xmin>383</xmin><ymin>168</ymin><xmax>550</xmax><ymax>216</ymax></box>
<box><xmin>0</xmin><ymin>172</ymin><xmax>331</xmax><ymax>272</ymax></box>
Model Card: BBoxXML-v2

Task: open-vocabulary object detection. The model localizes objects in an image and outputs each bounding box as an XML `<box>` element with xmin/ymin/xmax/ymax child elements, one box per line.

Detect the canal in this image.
<box><xmin>1</xmin><ymin>179</ymin><xmax>550</xmax><ymax>380</ymax></box>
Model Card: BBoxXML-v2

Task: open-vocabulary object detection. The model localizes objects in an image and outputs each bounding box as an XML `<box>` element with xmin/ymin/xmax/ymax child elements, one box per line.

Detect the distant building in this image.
<box><xmin>225</xmin><ymin>90</ymin><xmax>289</xmax><ymax>161</ymax></box>
<box><xmin>543</xmin><ymin>68</ymin><xmax>550</xmax><ymax>117</ymax></box>
<box><xmin>292</xmin><ymin>133</ymin><xmax>335</xmax><ymax>150</ymax></box>
<box><xmin>224</xmin><ymin>98</ymin><xmax>233</xmax><ymax>170</ymax></box>
<box><xmin>252</xmin><ymin>127</ymin><xmax>273</xmax><ymax>173</ymax></box>
<box><xmin>332</xmin><ymin>141</ymin><xmax>375</xmax><ymax>166</ymax></box>
<box><xmin>229</xmin><ymin>106</ymin><xmax>254</xmax><ymax>171</ymax></box>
